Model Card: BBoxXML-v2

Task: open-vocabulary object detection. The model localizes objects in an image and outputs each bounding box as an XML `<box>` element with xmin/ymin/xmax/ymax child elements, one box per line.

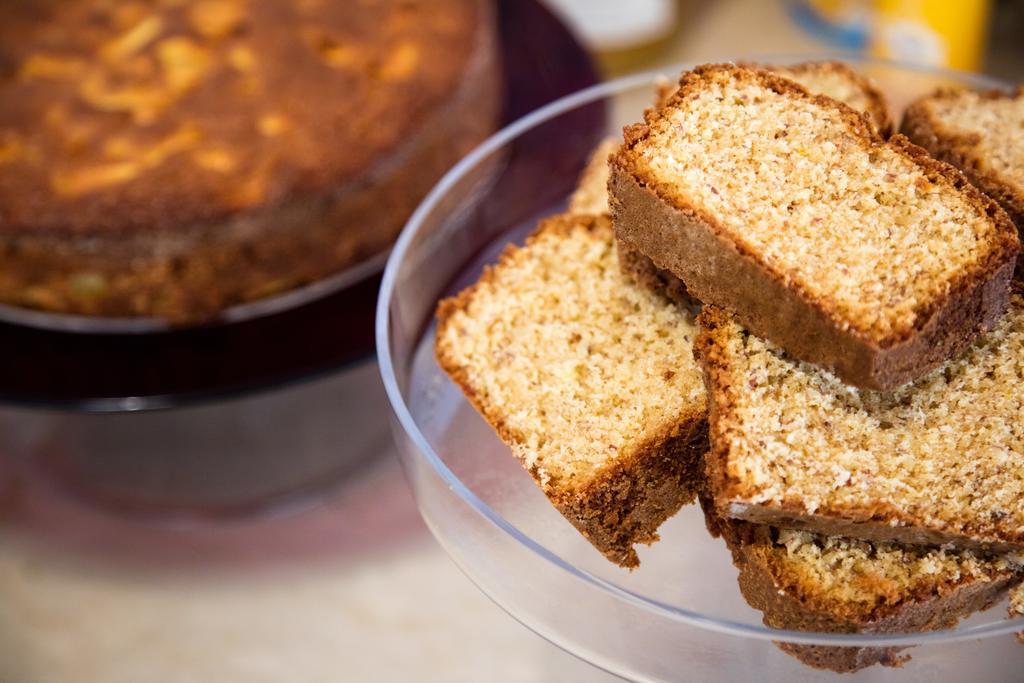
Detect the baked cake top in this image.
<box><xmin>0</xmin><ymin>0</ymin><xmax>487</xmax><ymax>235</ymax></box>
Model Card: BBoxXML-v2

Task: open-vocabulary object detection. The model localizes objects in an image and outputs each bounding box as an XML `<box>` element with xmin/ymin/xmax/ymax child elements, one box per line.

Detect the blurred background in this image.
<box><xmin>550</xmin><ymin>0</ymin><xmax>1022</xmax><ymax>78</ymax></box>
<box><xmin>0</xmin><ymin>1</ymin><xmax>1020</xmax><ymax>681</ymax></box>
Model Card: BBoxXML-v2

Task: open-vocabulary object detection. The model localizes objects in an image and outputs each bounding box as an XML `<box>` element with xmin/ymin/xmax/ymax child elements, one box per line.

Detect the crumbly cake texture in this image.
<box><xmin>611</xmin><ymin>63</ymin><xmax>1019</xmax><ymax>390</ymax></box>
<box><xmin>576</xmin><ymin>103</ymin><xmax>1016</xmax><ymax>667</ymax></box>
<box><xmin>704</xmin><ymin>502</ymin><xmax>1021</xmax><ymax>672</ymax></box>
<box><xmin>0</xmin><ymin>0</ymin><xmax>498</xmax><ymax>322</ymax></box>
<box><xmin>696</xmin><ymin>285</ymin><xmax>1024</xmax><ymax>552</ymax></box>
<box><xmin>902</xmin><ymin>87</ymin><xmax>1024</xmax><ymax>237</ymax></box>
<box><xmin>435</xmin><ymin>214</ymin><xmax>708</xmax><ymax>568</ymax></box>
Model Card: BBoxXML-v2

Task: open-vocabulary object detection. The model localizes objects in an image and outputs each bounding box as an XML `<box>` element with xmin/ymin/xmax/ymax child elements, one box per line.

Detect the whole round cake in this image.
<box><xmin>0</xmin><ymin>0</ymin><xmax>500</xmax><ymax>323</ymax></box>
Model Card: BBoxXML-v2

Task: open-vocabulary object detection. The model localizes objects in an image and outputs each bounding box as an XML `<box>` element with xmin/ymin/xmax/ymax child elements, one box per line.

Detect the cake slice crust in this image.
<box><xmin>612</xmin><ymin>63</ymin><xmax>1019</xmax><ymax>390</ymax></box>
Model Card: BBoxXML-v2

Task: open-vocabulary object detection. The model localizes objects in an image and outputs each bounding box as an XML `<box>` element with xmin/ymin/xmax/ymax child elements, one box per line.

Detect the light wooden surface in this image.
<box><xmin>0</xmin><ymin>470</ymin><xmax>581</xmax><ymax>682</ymax></box>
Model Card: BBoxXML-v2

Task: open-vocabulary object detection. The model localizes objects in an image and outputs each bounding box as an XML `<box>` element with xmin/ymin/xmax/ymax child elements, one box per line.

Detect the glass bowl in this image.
<box><xmin>377</xmin><ymin>58</ymin><xmax>1024</xmax><ymax>681</ymax></box>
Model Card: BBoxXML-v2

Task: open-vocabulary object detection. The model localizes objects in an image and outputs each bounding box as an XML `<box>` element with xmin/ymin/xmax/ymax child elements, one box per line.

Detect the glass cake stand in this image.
<box><xmin>377</xmin><ymin>58</ymin><xmax>1024</xmax><ymax>681</ymax></box>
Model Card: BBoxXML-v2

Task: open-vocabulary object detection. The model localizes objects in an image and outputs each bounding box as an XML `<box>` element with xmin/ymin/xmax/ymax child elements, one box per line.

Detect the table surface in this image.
<box><xmin>3</xmin><ymin>2</ymin><xmax>1020</xmax><ymax>681</ymax></box>
<box><xmin>0</xmin><ymin>450</ymin><xmax>613</xmax><ymax>682</ymax></box>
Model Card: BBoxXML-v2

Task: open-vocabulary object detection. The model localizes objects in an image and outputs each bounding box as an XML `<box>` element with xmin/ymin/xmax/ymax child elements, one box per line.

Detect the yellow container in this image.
<box><xmin>805</xmin><ymin>0</ymin><xmax>991</xmax><ymax>71</ymax></box>
<box><xmin>871</xmin><ymin>0</ymin><xmax>991</xmax><ymax>71</ymax></box>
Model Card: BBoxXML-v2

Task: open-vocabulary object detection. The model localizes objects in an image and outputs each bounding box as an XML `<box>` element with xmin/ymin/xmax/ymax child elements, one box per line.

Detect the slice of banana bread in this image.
<box><xmin>435</xmin><ymin>213</ymin><xmax>708</xmax><ymax>568</ymax></box>
<box><xmin>696</xmin><ymin>284</ymin><xmax>1024</xmax><ymax>552</ymax></box>
<box><xmin>902</xmin><ymin>87</ymin><xmax>1024</xmax><ymax>235</ymax></box>
<box><xmin>705</xmin><ymin>504</ymin><xmax>1021</xmax><ymax>672</ymax></box>
<box><xmin>611</xmin><ymin>63</ymin><xmax>1019</xmax><ymax>390</ymax></box>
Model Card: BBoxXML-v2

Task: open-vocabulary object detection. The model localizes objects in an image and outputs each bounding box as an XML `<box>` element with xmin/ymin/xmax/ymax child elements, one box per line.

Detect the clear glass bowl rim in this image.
<box><xmin>376</xmin><ymin>55</ymin><xmax>1024</xmax><ymax>647</ymax></box>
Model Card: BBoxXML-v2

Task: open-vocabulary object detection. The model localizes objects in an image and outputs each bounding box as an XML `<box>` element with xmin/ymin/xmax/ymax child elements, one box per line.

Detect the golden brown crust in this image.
<box><xmin>0</xmin><ymin>0</ymin><xmax>488</xmax><ymax>233</ymax></box>
<box><xmin>435</xmin><ymin>214</ymin><xmax>709</xmax><ymax>568</ymax></box>
<box><xmin>701</xmin><ymin>497</ymin><xmax>1020</xmax><ymax>673</ymax></box>
<box><xmin>612</xmin><ymin>63</ymin><xmax>1019</xmax><ymax>390</ymax></box>
<box><xmin>0</xmin><ymin>0</ymin><xmax>499</xmax><ymax>322</ymax></box>
<box><xmin>551</xmin><ymin>408</ymin><xmax>707</xmax><ymax>567</ymax></box>
<box><xmin>902</xmin><ymin>87</ymin><xmax>1024</xmax><ymax>239</ymax></box>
